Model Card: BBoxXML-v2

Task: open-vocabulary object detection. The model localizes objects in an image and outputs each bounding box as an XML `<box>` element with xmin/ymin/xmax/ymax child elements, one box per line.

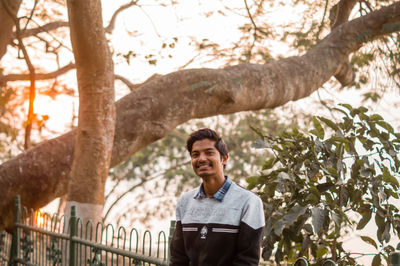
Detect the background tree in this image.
<box><xmin>248</xmin><ymin>105</ymin><xmax>400</xmax><ymax>265</ymax></box>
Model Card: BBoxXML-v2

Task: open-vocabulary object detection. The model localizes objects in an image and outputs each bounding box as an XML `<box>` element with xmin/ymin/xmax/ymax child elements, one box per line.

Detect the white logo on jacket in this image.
<box><xmin>200</xmin><ymin>226</ymin><xmax>208</xmax><ymax>239</ymax></box>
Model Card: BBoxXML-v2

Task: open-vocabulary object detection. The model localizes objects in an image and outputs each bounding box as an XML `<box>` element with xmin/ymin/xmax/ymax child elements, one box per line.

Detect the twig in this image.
<box><xmin>243</xmin><ymin>0</ymin><xmax>269</xmax><ymax>37</ymax></box>
<box><xmin>22</xmin><ymin>0</ymin><xmax>38</xmax><ymax>31</ymax></box>
<box><xmin>315</xmin><ymin>0</ymin><xmax>329</xmax><ymax>41</ymax></box>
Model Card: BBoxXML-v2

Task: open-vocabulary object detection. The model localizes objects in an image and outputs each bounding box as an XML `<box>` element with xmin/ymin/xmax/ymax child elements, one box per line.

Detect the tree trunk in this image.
<box><xmin>0</xmin><ymin>0</ymin><xmax>21</xmax><ymax>60</ymax></box>
<box><xmin>65</xmin><ymin>0</ymin><xmax>115</xmax><ymax>223</ymax></box>
<box><xmin>0</xmin><ymin>1</ymin><xmax>399</xmax><ymax>230</ymax></box>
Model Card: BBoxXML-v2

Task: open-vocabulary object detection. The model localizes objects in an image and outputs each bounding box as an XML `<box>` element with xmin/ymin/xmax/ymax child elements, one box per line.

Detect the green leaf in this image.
<box><xmin>311</xmin><ymin>207</ymin><xmax>328</xmax><ymax>234</ymax></box>
<box><xmin>316</xmin><ymin>247</ymin><xmax>328</xmax><ymax>258</ymax></box>
<box><xmin>252</xmin><ymin>138</ymin><xmax>267</xmax><ymax>149</ymax></box>
<box><xmin>262</xmin><ymin>158</ymin><xmax>276</xmax><ymax>170</ymax></box>
<box><xmin>317</xmin><ymin>116</ymin><xmax>339</xmax><ymax>131</ymax></box>
<box><xmin>312</xmin><ymin>116</ymin><xmax>325</xmax><ymax>139</ymax></box>
<box><xmin>246</xmin><ymin>176</ymin><xmax>259</xmax><ymax>190</ymax></box>
<box><xmin>384</xmin><ymin>188</ymin><xmax>399</xmax><ymax>199</ymax></box>
<box><xmin>305</xmin><ymin>193</ymin><xmax>320</xmax><ymax>205</ymax></box>
<box><xmin>284</xmin><ymin>205</ymin><xmax>308</xmax><ymax>225</ymax></box>
<box><xmin>333</xmin><ymin>107</ymin><xmax>349</xmax><ymax>117</ymax></box>
<box><xmin>357</xmin><ymin>210</ymin><xmax>372</xmax><ymax>230</ymax></box>
<box><xmin>369</xmin><ymin>114</ymin><xmax>384</xmax><ymax>121</ymax></box>
<box><xmin>372</xmin><ymin>254</ymin><xmax>381</xmax><ymax>266</ymax></box>
<box><xmin>376</xmin><ymin>120</ymin><xmax>395</xmax><ymax>133</ymax></box>
<box><xmin>339</xmin><ymin>103</ymin><xmax>353</xmax><ymax>112</ymax></box>
<box><xmin>361</xmin><ymin>236</ymin><xmax>377</xmax><ymax>249</ymax></box>
<box><xmin>382</xmin><ymin>166</ymin><xmax>399</xmax><ymax>188</ymax></box>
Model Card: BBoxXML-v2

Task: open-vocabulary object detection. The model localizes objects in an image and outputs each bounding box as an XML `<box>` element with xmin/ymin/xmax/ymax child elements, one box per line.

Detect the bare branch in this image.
<box><xmin>115</xmin><ymin>73</ymin><xmax>161</xmax><ymax>91</ymax></box>
<box><xmin>11</xmin><ymin>21</ymin><xmax>69</xmax><ymax>39</ymax></box>
<box><xmin>243</xmin><ymin>0</ymin><xmax>269</xmax><ymax>37</ymax></box>
<box><xmin>315</xmin><ymin>0</ymin><xmax>329</xmax><ymax>41</ymax></box>
<box><xmin>114</xmin><ymin>74</ymin><xmax>138</xmax><ymax>91</ymax></box>
<box><xmin>104</xmin><ymin>0</ymin><xmax>139</xmax><ymax>34</ymax></box>
<box><xmin>0</xmin><ymin>63</ymin><xmax>75</xmax><ymax>83</ymax></box>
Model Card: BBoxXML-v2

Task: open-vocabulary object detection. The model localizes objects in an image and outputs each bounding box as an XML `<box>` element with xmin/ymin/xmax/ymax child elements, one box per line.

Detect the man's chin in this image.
<box><xmin>196</xmin><ymin>171</ymin><xmax>213</xmax><ymax>179</ymax></box>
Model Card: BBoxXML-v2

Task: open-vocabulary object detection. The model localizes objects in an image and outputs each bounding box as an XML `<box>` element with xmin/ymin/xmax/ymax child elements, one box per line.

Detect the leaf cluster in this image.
<box><xmin>248</xmin><ymin>104</ymin><xmax>400</xmax><ymax>265</ymax></box>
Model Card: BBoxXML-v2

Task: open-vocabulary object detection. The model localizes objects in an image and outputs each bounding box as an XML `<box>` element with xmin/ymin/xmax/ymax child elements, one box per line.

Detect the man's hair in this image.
<box><xmin>186</xmin><ymin>128</ymin><xmax>228</xmax><ymax>157</ymax></box>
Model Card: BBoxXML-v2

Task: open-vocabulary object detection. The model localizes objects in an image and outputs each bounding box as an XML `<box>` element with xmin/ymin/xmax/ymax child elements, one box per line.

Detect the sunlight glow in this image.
<box><xmin>26</xmin><ymin>94</ymin><xmax>77</xmax><ymax>135</ymax></box>
<box><xmin>35</xmin><ymin>209</ymin><xmax>44</xmax><ymax>227</ymax></box>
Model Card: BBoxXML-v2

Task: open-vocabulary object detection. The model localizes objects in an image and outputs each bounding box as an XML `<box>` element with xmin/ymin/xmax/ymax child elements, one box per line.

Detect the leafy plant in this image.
<box><xmin>248</xmin><ymin>104</ymin><xmax>400</xmax><ymax>265</ymax></box>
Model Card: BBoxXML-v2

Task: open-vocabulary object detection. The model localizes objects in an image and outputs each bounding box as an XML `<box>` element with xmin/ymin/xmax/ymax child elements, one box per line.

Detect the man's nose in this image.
<box><xmin>198</xmin><ymin>153</ymin><xmax>207</xmax><ymax>161</ymax></box>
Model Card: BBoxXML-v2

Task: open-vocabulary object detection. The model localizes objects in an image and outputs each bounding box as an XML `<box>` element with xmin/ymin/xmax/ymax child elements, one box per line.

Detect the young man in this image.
<box><xmin>170</xmin><ymin>128</ymin><xmax>265</xmax><ymax>266</ymax></box>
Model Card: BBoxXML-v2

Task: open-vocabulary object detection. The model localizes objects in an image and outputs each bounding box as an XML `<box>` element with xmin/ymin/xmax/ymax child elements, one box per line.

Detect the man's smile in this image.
<box><xmin>196</xmin><ymin>162</ymin><xmax>212</xmax><ymax>169</ymax></box>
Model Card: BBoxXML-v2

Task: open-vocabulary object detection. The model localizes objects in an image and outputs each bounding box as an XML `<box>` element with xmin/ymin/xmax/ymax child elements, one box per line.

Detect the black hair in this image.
<box><xmin>186</xmin><ymin>128</ymin><xmax>228</xmax><ymax>157</ymax></box>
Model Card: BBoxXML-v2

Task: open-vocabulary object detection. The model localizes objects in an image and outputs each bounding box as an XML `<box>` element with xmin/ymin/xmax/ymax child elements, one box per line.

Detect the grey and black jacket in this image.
<box><xmin>170</xmin><ymin>177</ymin><xmax>265</xmax><ymax>266</ymax></box>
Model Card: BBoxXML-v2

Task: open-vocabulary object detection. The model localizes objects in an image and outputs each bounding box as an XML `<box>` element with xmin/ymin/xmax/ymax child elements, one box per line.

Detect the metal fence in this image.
<box><xmin>0</xmin><ymin>196</ymin><xmax>175</xmax><ymax>265</ymax></box>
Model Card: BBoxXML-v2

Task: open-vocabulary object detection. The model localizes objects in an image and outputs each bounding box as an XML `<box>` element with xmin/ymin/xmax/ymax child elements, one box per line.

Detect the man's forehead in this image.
<box><xmin>192</xmin><ymin>139</ymin><xmax>217</xmax><ymax>151</ymax></box>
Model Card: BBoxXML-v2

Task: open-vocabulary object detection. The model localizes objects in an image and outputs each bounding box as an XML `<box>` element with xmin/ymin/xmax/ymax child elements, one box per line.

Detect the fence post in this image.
<box><xmin>168</xmin><ymin>220</ymin><xmax>176</xmax><ymax>263</ymax></box>
<box><xmin>10</xmin><ymin>195</ymin><xmax>21</xmax><ymax>266</ymax></box>
<box><xmin>69</xmin><ymin>206</ymin><xmax>77</xmax><ymax>266</ymax></box>
<box><xmin>391</xmin><ymin>252</ymin><xmax>400</xmax><ymax>266</ymax></box>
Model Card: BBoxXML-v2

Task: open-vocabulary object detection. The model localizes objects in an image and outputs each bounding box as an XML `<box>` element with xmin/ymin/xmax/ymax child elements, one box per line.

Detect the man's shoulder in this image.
<box><xmin>229</xmin><ymin>181</ymin><xmax>261</xmax><ymax>201</ymax></box>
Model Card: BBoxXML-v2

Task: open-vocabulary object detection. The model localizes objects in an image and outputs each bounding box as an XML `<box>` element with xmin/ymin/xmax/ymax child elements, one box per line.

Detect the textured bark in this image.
<box><xmin>66</xmin><ymin>0</ymin><xmax>115</xmax><ymax>206</ymax></box>
<box><xmin>0</xmin><ymin>2</ymin><xmax>399</xmax><ymax>230</ymax></box>
<box><xmin>0</xmin><ymin>0</ymin><xmax>21</xmax><ymax>59</ymax></box>
<box><xmin>329</xmin><ymin>0</ymin><xmax>358</xmax><ymax>29</ymax></box>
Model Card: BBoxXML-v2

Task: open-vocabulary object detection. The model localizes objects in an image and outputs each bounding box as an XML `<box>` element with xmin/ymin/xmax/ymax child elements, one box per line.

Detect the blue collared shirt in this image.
<box><xmin>194</xmin><ymin>176</ymin><xmax>232</xmax><ymax>202</ymax></box>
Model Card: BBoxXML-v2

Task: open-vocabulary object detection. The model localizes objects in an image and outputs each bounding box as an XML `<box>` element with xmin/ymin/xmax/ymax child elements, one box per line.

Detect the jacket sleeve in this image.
<box><xmin>233</xmin><ymin>195</ymin><xmax>265</xmax><ymax>266</ymax></box>
<box><xmin>169</xmin><ymin>202</ymin><xmax>190</xmax><ymax>266</ymax></box>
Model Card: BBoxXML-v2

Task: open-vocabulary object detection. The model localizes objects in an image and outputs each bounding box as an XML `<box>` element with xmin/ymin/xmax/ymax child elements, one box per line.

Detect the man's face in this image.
<box><xmin>190</xmin><ymin>139</ymin><xmax>228</xmax><ymax>179</ymax></box>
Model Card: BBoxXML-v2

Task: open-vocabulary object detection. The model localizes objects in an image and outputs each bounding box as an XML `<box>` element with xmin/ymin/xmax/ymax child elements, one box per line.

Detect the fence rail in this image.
<box><xmin>0</xmin><ymin>196</ymin><xmax>175</xmax><ymax>266</ymax></box>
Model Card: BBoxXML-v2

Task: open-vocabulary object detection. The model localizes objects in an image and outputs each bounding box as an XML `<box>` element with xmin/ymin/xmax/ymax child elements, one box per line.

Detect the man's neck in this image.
<box><xmin>202</xmin><ymin>174</ymin><xmax>226</xmax><ymax>197</ymax></box>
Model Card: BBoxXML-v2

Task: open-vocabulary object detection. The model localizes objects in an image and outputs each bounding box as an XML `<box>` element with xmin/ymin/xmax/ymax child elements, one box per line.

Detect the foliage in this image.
<box><xmin>248</xmin><ymin>105</ymin><xmax>400</xmax><ymax>265</ymax></box>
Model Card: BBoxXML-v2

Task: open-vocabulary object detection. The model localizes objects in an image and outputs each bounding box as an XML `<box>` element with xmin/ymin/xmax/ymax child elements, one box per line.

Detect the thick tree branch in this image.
<box><xmin>329</xmin><ymin>0</ymin><xmax>360</xmax><ymax>86</ymax></box>
<box><xmin>0</xmin><ymin>1</ymin><xmax>399</xmax><ymax>230</ymax></box>
<box><xmin>329</xmin><ymin>0</ymin><xmax>358</xmax><ymax>29</ymax></box>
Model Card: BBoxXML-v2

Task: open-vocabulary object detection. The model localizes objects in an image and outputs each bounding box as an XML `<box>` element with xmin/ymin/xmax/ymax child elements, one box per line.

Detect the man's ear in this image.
<box><xmin>221</xmin><ymin>154</ymin><xmax>229</xmax><ymax>166</ymax></box>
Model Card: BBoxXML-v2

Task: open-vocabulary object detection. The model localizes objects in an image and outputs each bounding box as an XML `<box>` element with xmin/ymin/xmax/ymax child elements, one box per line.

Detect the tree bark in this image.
<box><xmin>65</xmin><ymin>0</ymin><xmax>115</xmax><ymax>221</ymax></box>
<box><xmin>0</xmin><ymin>0</ymin><xmax>21</xmax><ymax>59</ymax></box>
<box><xmin>0</xmin><ymin>1</ymin><xmax>399</xmax><ymax>230</ymax></box>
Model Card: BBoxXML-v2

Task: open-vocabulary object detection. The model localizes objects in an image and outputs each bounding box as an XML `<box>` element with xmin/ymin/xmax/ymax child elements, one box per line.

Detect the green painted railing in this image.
<box><xmin>0</xmin><ymin>196</ymin><xmax>175</xmax><ymax>266</ymax></box>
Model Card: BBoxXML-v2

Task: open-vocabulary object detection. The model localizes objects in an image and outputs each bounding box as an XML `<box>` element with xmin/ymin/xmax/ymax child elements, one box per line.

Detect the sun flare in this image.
<box><xmin>26</xmin><ymin>94</ymin><xmax>77</xmax><ymax>134</ymax></box>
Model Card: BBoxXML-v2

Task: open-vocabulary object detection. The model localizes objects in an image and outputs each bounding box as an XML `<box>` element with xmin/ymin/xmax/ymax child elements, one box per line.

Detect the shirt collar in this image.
<box><xmin>194</xmin><ymin>176</ymin><xmax>232</xmax><ymax>202</ymax></box>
